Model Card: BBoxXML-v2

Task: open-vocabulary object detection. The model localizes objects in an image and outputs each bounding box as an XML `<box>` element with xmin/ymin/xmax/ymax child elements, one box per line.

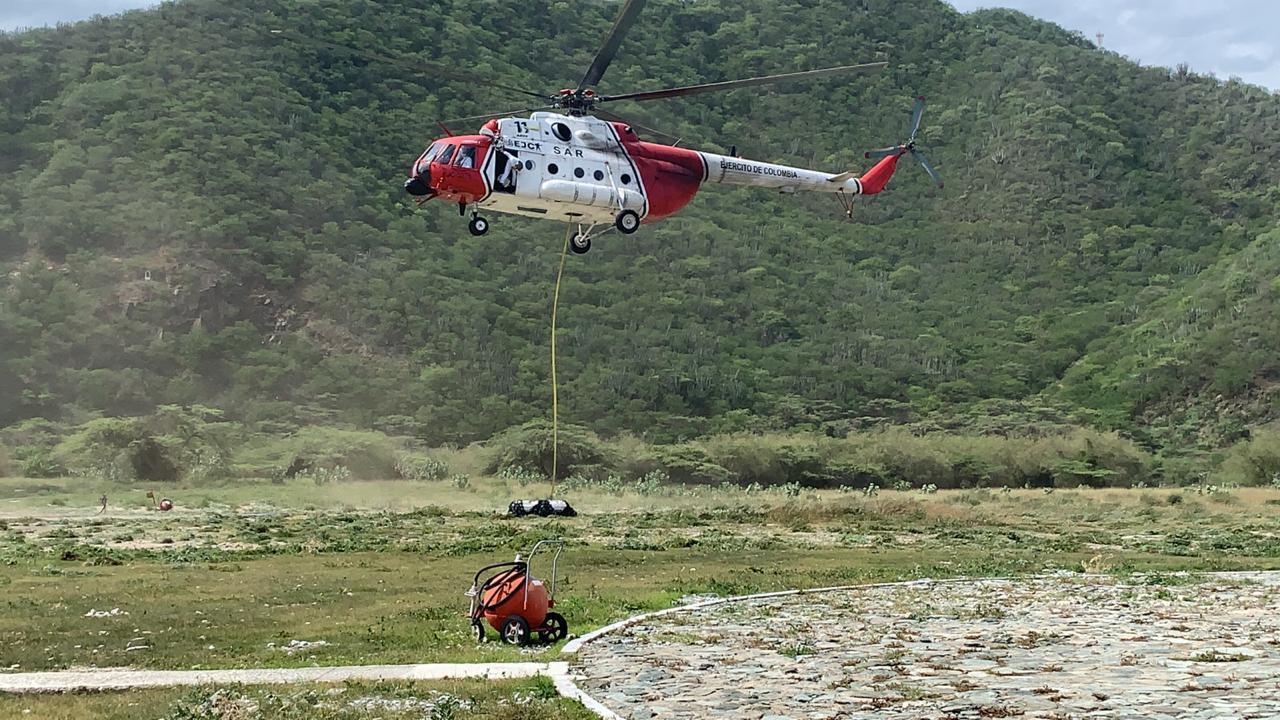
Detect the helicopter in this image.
<box><xmin>285</xmin><ymin>0</ymin><xmax>943</xmax><ymax>254</ymax></box>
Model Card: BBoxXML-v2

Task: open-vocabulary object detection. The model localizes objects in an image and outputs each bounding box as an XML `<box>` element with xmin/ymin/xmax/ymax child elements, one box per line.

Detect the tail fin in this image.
<box><xmin>858</xmin><ymin>153</ymin><xmax>902</xmax><ymax>195</ymax></box>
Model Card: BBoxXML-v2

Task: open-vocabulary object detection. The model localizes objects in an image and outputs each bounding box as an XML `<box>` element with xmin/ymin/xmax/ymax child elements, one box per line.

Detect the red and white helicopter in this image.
<box><xmin>389</xmin><ymin>0</ymin><xmax>943</xmax><ymax>253</ymax></box>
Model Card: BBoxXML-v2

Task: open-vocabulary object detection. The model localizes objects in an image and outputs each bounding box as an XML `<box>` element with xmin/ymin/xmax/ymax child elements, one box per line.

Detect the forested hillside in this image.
<box><xmin>1</xmin><ymin>0</ymin><xmax>1277</xmax><ymax>471</ymax></box>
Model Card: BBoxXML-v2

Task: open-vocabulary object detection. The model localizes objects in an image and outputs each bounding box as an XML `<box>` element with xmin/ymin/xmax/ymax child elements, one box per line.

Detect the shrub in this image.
<box><xmin>241</xmin><ymin>426</ymin><xmax>400</xmax><ymax>480</ymax></box>
<box><xmin>298</xmin><ymin>465</ymin><xmax>352</xmax><ymax>485</ymax></box>
<box><xmin>497</xmin><ymin>466</ymin><xmax>545</xmax><ymax>486</ymax></box>
<box><xmin>632</xmin><ymin>469</ymin><xmax>667</xmax><ymax>495</ymax></box>
<box><xmin>47</xmin><ymin>406</ymin><xmax>240</xmax><ymax>482</ymax></box>
<box><xmin>13</xmin><ymin>447</ymin><xmax>64</xmax><ymax>478</ymax></box>
<box><xmin>485</xmin><ymin>421</ymin><xmax>614</xmax><ymax>480</ymax></box>
<box><xmin>651</xmin><ymin>445</ymin><xmax>732</xmax><ymax>485</ymax></box>
<box><xmin>395</xmin><ymin>454</ymin><xmax>449</xmax><ymax>481</ymax></box>
<box><xmin>1217</xmin><ymin>431</ymin><xmax>1280</xmax><ymax>486</ymax></box>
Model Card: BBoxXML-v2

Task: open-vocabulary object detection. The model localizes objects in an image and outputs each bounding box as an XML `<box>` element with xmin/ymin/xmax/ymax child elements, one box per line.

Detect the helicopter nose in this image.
<box><xmin>404</xmin><ymin>176</ymin><xmax>430</xmax><ymax>196</ymax></box>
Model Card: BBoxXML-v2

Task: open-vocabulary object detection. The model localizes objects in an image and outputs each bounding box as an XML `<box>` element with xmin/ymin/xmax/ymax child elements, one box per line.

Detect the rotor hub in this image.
<box><xmin>551</xmin><ymin>89</ymin><xmax>599</xmax><ymax>115</ymax></box>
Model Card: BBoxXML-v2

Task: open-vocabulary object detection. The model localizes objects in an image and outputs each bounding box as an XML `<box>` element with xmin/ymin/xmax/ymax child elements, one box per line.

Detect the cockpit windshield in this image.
<box><xmin>417</xmin><ymin>142</ymin><xmax>442</xmax><ymax>174</ymax></box>
<box><xmin>454</xmin><ymin>146</ymin><xmax>477</xmax><ymax>168</ymax></box>
<box><xmin>437</xmin><ymin>145</ymin><xmax>456</xmax><ymax>165</ymax></box>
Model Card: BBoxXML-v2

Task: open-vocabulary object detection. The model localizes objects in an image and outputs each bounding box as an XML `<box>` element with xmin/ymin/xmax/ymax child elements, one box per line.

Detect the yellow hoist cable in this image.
<box><xmin>549</xmin><ymin>224</ymin><xmax>572</xmax><ymax>497</ymax></box>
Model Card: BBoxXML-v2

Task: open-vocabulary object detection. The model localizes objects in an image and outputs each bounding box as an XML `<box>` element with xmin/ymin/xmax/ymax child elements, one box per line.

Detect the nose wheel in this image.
<box><xmin>468</xmin><ymin>215</ymin><xmax>490</xmax><ymax>236</ymax></box>
<box><xmin>570</xmin><ymin>233</ymin><xmax>591</xmax><ymax>254</ymax></box>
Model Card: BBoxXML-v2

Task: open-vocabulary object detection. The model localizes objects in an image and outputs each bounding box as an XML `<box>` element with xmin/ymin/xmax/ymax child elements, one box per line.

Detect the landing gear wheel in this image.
<box><xmin>570</xmin><ymin>233</ymin><xmax>591</xmax><ymax>255</ymax></box>
<box><xmin>614</xmin><ymin>209</ymin><xmax>640</xmax><ymax>235</ymax></box>
<box><xmin>470</xmin><ymin>618</ymin><xmax>486</xmax><ymax>644</ymax></box>
<box><xmin>468</xmin><ymin>216</ymin><xmax>489</xmax><ymax>236</ymax></box>
<box><xmin>501</xmin><ymin>616</ymin><xmax>529</xmax><ymax>645</ymax></box>
<box><xmin>537</xmin><ymin>611</ymin><xmax>568</xmax><ymax>644</ymax></box>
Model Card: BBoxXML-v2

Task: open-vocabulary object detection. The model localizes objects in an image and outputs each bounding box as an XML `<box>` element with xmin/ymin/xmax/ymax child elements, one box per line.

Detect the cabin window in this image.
<box><xmin>573</xmin><ymin>167</ymin><xmax>585</xmax><ymax>179</ymax></box>
<box><xmin>454</xmin><ymin>145</ymin><xmax>477</xmax><ymax>168</ymax></box>
<box><xmin>437</xmin><ymin>145</ymin><xmax>456</xmax><ymax>164</ymax></box>
<box><xmin>551</xmin><ymin>122</ymin><xmax>572</xmax><ymax>142</ymax></box>
<box><xmin>593</xmin><ymin>170</ymin><xmax>604</xmax><ymax>181</ymax></box>
<box><xmin>548</xmin><ymin>162</ymin><xmax>560</xmax><ymax>175</ymax></box>
<box><xmin>620</xmin><ymin>173</ymin><xmax>632</xmax><ymax>185</ymax></box>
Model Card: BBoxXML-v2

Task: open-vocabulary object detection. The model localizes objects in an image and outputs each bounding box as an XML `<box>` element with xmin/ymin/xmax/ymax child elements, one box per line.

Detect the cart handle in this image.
<box><xmin>526</xmin><ymin>539</ymin><xmax>565</xmax><ymax>603</ymax></box>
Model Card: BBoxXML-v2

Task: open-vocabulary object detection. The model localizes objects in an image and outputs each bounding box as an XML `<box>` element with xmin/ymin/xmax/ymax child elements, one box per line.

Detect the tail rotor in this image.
<box><xmin>864</xmin><ymin>96</ymin><xmax>943</xmax><ymax>188</ymax></box>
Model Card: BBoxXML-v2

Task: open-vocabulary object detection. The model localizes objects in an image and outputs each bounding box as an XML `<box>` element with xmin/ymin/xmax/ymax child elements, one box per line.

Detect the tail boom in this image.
<box><xmin>696</xmin><ymin>150</ymin><xmax>901</xmax><ymax>196</ymax></box>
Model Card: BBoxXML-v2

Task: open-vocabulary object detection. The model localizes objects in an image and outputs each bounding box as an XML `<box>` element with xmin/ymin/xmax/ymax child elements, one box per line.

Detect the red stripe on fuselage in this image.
<box><xmin>610</xmin><ymin>123</ymin><xmax>704</xmax><ymax>222</ymax></box>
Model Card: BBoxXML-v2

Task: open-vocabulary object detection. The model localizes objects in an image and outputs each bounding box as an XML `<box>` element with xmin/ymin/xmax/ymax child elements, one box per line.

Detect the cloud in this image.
<box><xmin>1223</xmin><ymin>43</ymin><xmax>1273</xmax><ymax>62</ymax></box>
<box><xmin>1</xmin><ymin>1</ymin><xmax>156</xmax><ymax>31</ymax></box>
<box><xmin>948</xmin><ymin>0</ymin><xmax>1279</xmax><ymax>90</ymax></box>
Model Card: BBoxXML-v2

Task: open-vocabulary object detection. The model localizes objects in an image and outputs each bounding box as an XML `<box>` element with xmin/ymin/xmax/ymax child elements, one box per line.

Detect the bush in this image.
<box><xmin>1217</xmin><ymin>431</ymin><xmax>1280</xmax><ymax>486</ymax></box>
<box><xmin>298</xmin><ymin>465</ymin><xmax>352</xmax><ymax>485</ymax></box>
<box><xmin>650</xmin><ymin>445</ymin><xmax>732</xmax><ymax>485</ymax></box>
<box><xmin>47</xmin><ymin>406</ymin><xmax>239</xmax><ymax>482</ymax></box>
<box><xmin>12</xmin><ymin>447</ymin><xmax>64</xmax><ymax>478</ymax></box>
<box><xmin>395</xmin><ymin>454</ymin><xmax>449</xmax><ymax>481</ymax></box>
<box><xmin>53</xmin><ymin>417</ymin><xmax>180</xmax><ymax>481</ymax></box>
<box><xmin>485</xmin><ymin>421</ymin><xmax>614</xmax><ymax>480</ymax></box>
<box><xmin>238</xmin><ymin>426</ymin><xmax>400</xmax><ymax>480</ymax></box>
<box><xmin>497</xmin><ymin>466</ymin><xmax>545</xmax><ymax>486</ymax></box>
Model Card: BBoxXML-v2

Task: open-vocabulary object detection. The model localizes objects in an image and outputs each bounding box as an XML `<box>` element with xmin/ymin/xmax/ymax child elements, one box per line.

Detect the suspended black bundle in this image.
<box><xmin>508</xmin><ymin>499</ymin><xmax>577</xmax><ymax>517</ymax></box>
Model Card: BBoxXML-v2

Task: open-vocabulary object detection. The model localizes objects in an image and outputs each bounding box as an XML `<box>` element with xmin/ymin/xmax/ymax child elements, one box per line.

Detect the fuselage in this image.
<box><xmin>406</xmin><ymin>111</ymin><xmax>901</xmax><ymax>227</ymax></box>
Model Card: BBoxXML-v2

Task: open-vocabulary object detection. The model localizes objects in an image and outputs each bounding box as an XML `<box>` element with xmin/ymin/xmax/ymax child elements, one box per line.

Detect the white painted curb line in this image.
<box><xmin>0</xmin><ymin>662</ymin><xmax>551</xmax><ymax>693</ymax></box>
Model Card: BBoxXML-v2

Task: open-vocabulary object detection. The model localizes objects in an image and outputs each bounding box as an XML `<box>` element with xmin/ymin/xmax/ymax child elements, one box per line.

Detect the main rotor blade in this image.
<box><xmin>912</xmin><ymin>149</ymin><xmax>944</xmax><ymax>188</ymax></box>
<box><xmin>267</xmin><ymin>29</ymin><xmax>548</xmax><ymax>101</ymax></box>
<box><xmin>864</xmin><ymin>146</ymin><xmax>901</xmax><ymax>160</ymax></box>
<box><xmin>578</xmin><ymin>0</ymin><xmax>649</xmax><ymax>91</ymax></box>
<box><xmin>907</xmin><ymin>95</ymin><xmax>926</xmax><ymax>142</ymax></box>
<box><xmin>439</xmin><ymin>107</ymin><xmax>553</xmax><ymax>127</ymax></box>
<box><xmin>599</xmin><ymin>61</ymin><xmax>888</xmax><ymax>103</ymax></box>
<box><xmin>591</xmin><ymin>107</ymin><xmax>682</xmax><ymax>144</ymax></box>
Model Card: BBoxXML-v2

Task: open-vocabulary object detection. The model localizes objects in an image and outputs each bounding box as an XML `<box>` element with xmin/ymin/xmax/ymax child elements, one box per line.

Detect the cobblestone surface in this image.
<box><xmin>573</xmin><ymin>573</ymin><xmax>1280</xmax><ymax>719</ymax></box>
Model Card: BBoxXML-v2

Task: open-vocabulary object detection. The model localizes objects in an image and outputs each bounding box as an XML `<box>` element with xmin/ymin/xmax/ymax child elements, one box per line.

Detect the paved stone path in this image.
<box><xmin>0</xmin><ymin>662</ymin><xmax>554</xmax><ymax>692</ymax></box>
<box><xmin>573</xmin><ymin>573</ymin><xmax>1280</xmax><ymax>719</ymax></box>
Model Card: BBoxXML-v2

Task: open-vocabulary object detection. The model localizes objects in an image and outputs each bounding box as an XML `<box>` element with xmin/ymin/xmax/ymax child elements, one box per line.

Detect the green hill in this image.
<box><xmin>1</xmin><ymin>0</ymin><xmax>1277</xmax><ymax>473</ymax></box>
<box><xmin>1055</xmin><ymin>227</ymin><xmax>1280</xmax><ymax>451</ymax></box>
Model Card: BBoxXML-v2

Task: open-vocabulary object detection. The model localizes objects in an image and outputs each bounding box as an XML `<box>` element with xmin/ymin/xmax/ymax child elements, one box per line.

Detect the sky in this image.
<box><xmin>947</xmin><ymin>0</ymin><xmax>1280</xmax><ymax>90</ymax></box>
<box><xmin>0</xmin><ymin>1</ymin><xmax>1276</xmax><ymax>91</ymax></box>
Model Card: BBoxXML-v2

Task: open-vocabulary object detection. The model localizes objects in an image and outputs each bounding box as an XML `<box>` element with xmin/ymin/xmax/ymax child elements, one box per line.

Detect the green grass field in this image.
<box><xmin>3</xmin><ymin>476</ymin><xmax>1280</xmax><ymax>716</ymax></box>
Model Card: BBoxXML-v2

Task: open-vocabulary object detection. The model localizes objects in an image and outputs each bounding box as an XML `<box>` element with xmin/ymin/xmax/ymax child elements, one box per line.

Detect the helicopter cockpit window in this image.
<box><xmin>437</xmin><ymin>145</ymin><xmax>456</xmax><ymax>165</ymax></box>
<box><xmin>551</xmin><ymin>122</ymin><xmax>572</xmax><ymax>142</ymax></box>
<box><xmin>454</xmin><ymin>145</ymin><xmax>477</xmax><ymax>168</ymax></box>
<box><xmin>417</xmin><ymin>143</ymin><xmax>441</xmax><ymax>174</ymax></box>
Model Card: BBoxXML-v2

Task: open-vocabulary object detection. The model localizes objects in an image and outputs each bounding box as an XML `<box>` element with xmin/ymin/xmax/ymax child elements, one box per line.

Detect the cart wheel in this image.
<box><xmin>501</xmin><ymin>616</ymin><xmax>530</xmax><ymax>645</ymax></box>
<box><xmin>470</xmin><ymin>619</ymin><xmax>486</xmax><ymax>644</ymax></box>
<box><xmin>538</xmin><ymin>611</ymin><xmax>568</xmax><ymax>644</ymax></box>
